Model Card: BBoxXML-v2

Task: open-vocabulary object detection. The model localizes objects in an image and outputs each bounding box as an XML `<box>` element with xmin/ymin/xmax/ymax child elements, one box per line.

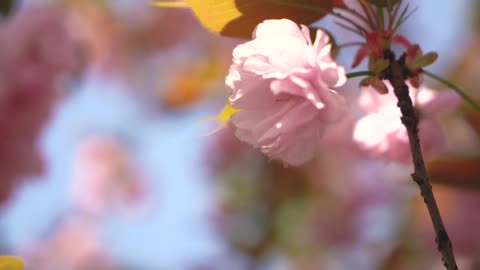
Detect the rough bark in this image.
<box><xmin>385</xmin><ymin>57</ymin><xmax>458</xmax><ymax>270</ymax></box>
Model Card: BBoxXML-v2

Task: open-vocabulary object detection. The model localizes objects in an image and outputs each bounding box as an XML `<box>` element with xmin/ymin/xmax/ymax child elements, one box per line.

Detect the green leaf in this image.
<box><xmin>0</xmin><ymin>0</ymin><xmax>14</xmax><ymax>17</ymax></box>
<box><xmin>0</xmin><ymin>256</ymin><xmax>24</xmax><ymax>270</ymax></box>
<box><xmin>369</xmin><ymin>58</ymin><xmax>390</xmax><ymax>74</ymax></box>
<box><xmin>424</xmin><ymin>70</ymin><xmax>480</xmax><ymax>112</ymax></box>
<box><xmin>359</xmin><ymin>76</ymin><xmax>388</xmax><ymax>94</ymax></box>
<box><xmin>153</xmin><ymin>0</ymin><xmax>334</xmax><ymax>38</ymax></box>
<box><xmin>410</xmin><ymin>52</ymin><xmax>438</xmax><ymax>69</ymax></box>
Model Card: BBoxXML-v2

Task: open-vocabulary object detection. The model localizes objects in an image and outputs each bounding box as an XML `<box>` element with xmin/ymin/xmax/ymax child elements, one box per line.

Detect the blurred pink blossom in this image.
<box><xmin>70</xmin><ymin>134</ymin><xmax>149</xmax><ymax>217</ymax></box>
<box><xmin>444</xmin><ymin>191</ymin><xmax>480</xmax><ymax>259</ymax></box>
<box><xmin>0</xmin><ymin>6</ymin><xmax>74</xmax><ymax>204</ymax></box>
<box><xmin>21</xmin><ymin>217</ymin><xmax>117</xmax><ymax>270</ymax></box>
<box><xmin>353</xmin><ymin>81</ymin><xmax>459</xmax><ymax>163</ymax></box>
<box><xmin>205</xmin><ymin>123</ymin><xmax>259</xmax><ymax>172</ymax></box>
<box><xmin>227</xmin><ymin>19</ymin><xmax>348</xmax><ymax>166</ymax></box>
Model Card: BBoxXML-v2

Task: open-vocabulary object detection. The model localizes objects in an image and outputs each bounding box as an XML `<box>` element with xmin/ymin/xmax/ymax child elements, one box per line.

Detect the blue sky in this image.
<box><xmin>0</xmin><ymin>76</ymin><xmax>224</xmax><ymax>268</ymax></box>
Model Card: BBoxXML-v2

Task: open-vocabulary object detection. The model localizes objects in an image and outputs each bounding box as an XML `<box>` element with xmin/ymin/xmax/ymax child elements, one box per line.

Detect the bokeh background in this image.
<box><xmin>0</xmin><ymin>0</ymin><xmax>479</xmax><ymax>269</ymax></box>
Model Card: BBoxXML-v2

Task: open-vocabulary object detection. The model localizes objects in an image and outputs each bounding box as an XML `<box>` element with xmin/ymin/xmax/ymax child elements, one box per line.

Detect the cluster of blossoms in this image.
<box><xmin>163</xmin><ymin>1</ymin><xmax>465</xmax><ymax>268</ymax></box>
<box><xmin>221</xmin><ymin>18</ymin><xmax>458</xmax><ymax>166</ymax></box>
<box><xmin>0</xmin><ymin>6</ymin><xmax>75</xmax><ymax>204</ymax></box>
<box><xmin>20</xmin><ymin>217</ymin><xmax>117</xmax><ymax>270</ymax></box>
<box><xmin>19</xmin><ymin>134</ymin><xmax>149</xmax><ymax>268</ymax></box>
<box><xmin>70</xmin><ymin>134</ymin><xmax>149</xmax><ymax>217</ymax></box>
<box><xmin>354</xmin><ymin>81</ymin><xmax>459</xmax><ymax>163</ymax></box>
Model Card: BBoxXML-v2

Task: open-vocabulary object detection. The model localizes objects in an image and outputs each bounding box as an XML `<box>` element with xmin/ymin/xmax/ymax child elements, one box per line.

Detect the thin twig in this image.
<box><xmin>359</xmin><ymin>1</ymin><xmax>377</xmax><ymax>30</ymax></box>
<box><xmin>337</xmin><ymin>41</ymin><xmax>365</xmax><ymax>49</ymax></box>
<box><xmin>346</xmin><ymin>70</ymin><xmax>374</xmax><ymax>78</ymax></box>
<box><xmin>424</xmin><ymin>70</ymin><xmax>480</xmax><ymax>112</ymax></box>
<box><xmin>388</xmin><ymin>0</ymin><xmax>402</xmax><ymax>30</ymax></box>
<box><xmin>385</xmin><ymin>54</ymin><xmax>458</xmax><ymax>270</ymax></box>
<box><xmin>342</xmin><ymin>8</ymin><xmax>372</xmax><ymax>29</ymax></box>
<box><xmin>331</xmin><ymin>11</ymin><xmax>370</xmax><ymax>34</ymax></box>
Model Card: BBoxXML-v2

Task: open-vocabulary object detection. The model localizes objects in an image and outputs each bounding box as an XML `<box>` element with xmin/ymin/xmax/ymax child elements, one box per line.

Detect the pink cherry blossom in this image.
<box><xmin>0</xmin><ymin>6</ymin><xmax>74</xmax><ymax>204</ymax></box>
<box><xmin>353</xmin><ymin>81</ymin><xmax>460</xmax><ymax>163</ymax></box>
<box><xmin>70</xmin><ymin>134</ymin><xmax>149</xmax><ymax>217</ymax></box>
<box><xmin>227</xmin><ymin>19</ymin><xmax>348</xmax><ymax>166</ymax></box>
<box><xmin>20</xmin><ymin>217</ymin><xmax>117</xmax><ymax>270</ymax></box>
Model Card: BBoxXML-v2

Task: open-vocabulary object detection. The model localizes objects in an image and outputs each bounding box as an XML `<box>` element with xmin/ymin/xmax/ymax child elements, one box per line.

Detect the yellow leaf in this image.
<box><xmin>217</xmin><ymin>102</ymin><xmax>239</xmax><ymax>122</ymax></box>
<box><xmin>153</xmin><ymin>0</ymin><xmax>334</xmax><ymax>38</ymax></box>
<box><xmin>0</xmin><ymin>256</ymin><xmax>24</xmax><ymax>270</ymax></box>
<box><xmin>200</xmin><ymin>102</ymin><xmax>239</xmax><ymax>135</ymax></box>
<box><xmin>160</xmin><ymin>54</ymin><xmax>229</xmax><ymax>108</ymax></box>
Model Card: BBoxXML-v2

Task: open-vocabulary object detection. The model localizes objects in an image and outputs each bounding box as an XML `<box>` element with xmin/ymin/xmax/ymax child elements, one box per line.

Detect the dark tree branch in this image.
<box><xmin>385</xmin><ymin>55</ymin><xmax>458</xmax><ymax>270</ymax></box>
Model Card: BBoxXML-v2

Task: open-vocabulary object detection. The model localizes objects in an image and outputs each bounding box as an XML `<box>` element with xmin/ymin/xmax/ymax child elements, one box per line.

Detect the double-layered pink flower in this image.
<box><xmin>353</xmin><ymin>81</ymin><xmax>460</xmax><ymax>163</ymax></box>
<box><xmin>226</xmin><ymin>19</ymin><xmax>348</xmax><ymax>166</ymax></box>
